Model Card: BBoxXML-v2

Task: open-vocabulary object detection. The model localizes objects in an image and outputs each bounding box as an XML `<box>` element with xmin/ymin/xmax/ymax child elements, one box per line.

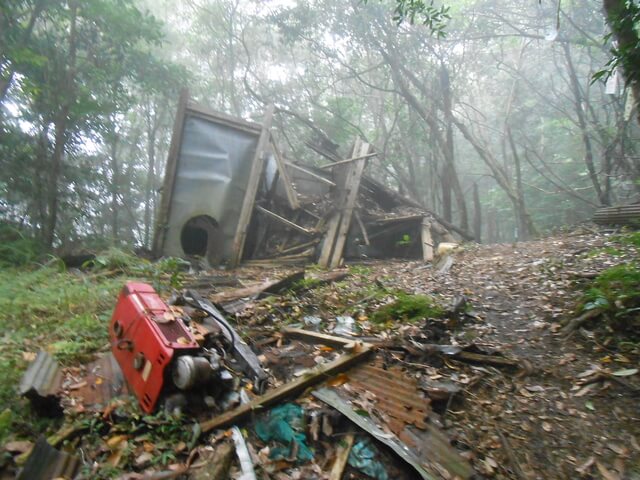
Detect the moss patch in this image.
<box><xmin>371</xmin><ymin>292</ymin><xmax>444</xmax><ymax>324</ymax></box>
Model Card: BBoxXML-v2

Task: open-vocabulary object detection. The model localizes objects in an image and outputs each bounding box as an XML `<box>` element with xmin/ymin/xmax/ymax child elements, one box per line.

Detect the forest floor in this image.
<box><xmin>363</xmin><ymin>227</ymin><xmax>640</xmax><ymax>479</ymax></box>
<box><xmin>1</xmin><ymin>226</ymin><xmax>639</xmax><ymax>479</ymax></box>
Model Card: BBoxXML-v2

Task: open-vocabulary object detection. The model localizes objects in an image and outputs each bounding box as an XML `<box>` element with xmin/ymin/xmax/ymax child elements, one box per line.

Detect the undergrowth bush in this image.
<box><xmin>0</xmin><ymin>223</ymin><xmax>45</xmax><ymax>267</ymax></box>
<box><xmin>580</xmin><ymin>261</ymin><xmax>640</xmax><ymax>337</ymax></box>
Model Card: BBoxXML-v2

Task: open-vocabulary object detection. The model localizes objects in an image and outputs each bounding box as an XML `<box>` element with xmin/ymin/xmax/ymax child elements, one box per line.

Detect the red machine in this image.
<box><xmin>110</xmin><ymin>282</ymin><xmax>201</xmax><ymax>412</ymax></box>
<box><xmin>110</xmin><ymin>282</ymin><xmax>267</xmax><ymax>414</ymax></box>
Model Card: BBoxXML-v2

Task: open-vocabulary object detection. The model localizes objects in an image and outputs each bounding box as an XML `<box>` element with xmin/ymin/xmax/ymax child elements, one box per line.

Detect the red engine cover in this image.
<box><xmin>110</xmin><ymin>282</ymin><xmax>199</xmax><ymax>413</ymax></box>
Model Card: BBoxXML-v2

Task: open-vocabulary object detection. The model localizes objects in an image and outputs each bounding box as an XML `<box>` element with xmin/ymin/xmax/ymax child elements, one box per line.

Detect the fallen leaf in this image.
<box><xmin>4</xmin><ymin>440</ymin><xmax>33</xmax><ymax>454</ymax></box>
<box><xmin>596</xmin><ymin>461</ymin><xmax>621</xmax><ymax>480</ymax></box>
<box><xmin>68</xmin><ymin>381</ymin><xmax>87</xmax><ymax>390</ymax></box>
<box><xmin>607</xmin><ymin>443</ymin><xmax>628</xmax><ymax>457</ymax></box>
<box><xmin>585</xmin><ymin>401</ymin><xmax>595</xmax><ymax>411</ymax></box>
<box><xmin>327</xmin><ymin>373</ymin><xmax>349</xmax><ymax>387</ymax></box>
<box><xmin>135</xmin><ymin>451</ymin><xmax>153</xmax><ymax>466</ymax></box>
<box><xmin>106</xmin><ymin>434</ymin><xmax>129</xmax><ymax>450</ymax></box>
<box><xmin>611</xmin><ymin>368</ymin><xmax>638</xmax><ymax>377</ymax></box>
<box><xmin>525</xmin><ymin>385</ymin><xmax>545</xmax><ymax>392</ymax></box>
<box><xmin>575</xmin><ymin>456</ymin><xmax>595</xmax><ymax>475</ymax></box>
<box><xmin>22</xmin><ymin>352</ymin><xmax>37</xmax><ymax>363</ymax></box>
<box><xmin>542</xmin><ymin>422</ymin><xmax>552</xmax><ymax>432</ymax></box>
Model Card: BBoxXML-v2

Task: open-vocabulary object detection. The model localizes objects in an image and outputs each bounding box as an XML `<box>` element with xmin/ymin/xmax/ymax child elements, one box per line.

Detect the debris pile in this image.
<box><xmin>152</xmin><ymin>92</ymin><xmax>462</xmax><ymax>270</ymax></box>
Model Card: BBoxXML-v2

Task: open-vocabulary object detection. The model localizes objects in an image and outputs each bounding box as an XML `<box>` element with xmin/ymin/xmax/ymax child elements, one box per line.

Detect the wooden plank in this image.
<box><xmin>329</xmin><ymin>433</ymin><xmax>354</xmax><ymax>480</ymax></box>
<box><xmin>230</xmin><ymin>104</ymin><xmax>275</xmax><ymax>267</ymax></box>
<box><xmin>421</xmin><ymin>218</ymin><xmax>434</xmax><ymax>262</ymax></box>
<box><xmin>270</xmin><ymin>137</ymin><xmax>300</xmax><ymax>210</ymax></box>
<box><xmin>152</xmin><ymin>89</ymin><xmax>190</xmax><ymax>257</ymax></box>
<box><xmin>186</xmin><ymin>101</ymin><xmax>262</xmax><ymax>133</ymax></box>
<box><xmin>318</xmin><ymin>139</ymin><xmax>362</xmax><ymax>268</ymax></box>
<box><xmin>328</xmin><ymin>140</ymin><xmax>370</xmax><ymax>269</ymax></box>
<box><xmin>318</xmin><ymin>151</ymin><xmax>377</xmax><ymax>169</ymax></box>
<box><xmin>373</xmin><ymin>214</ymin><xmax>425</xmax><ymax>224</ymax></box>
<box><xmin>199</xmin><ymin>344</ymin><xmax>373</xmax><ymax>433</ymax></box>
<box><xmin>271</xmin><ymin>239</ymin><xmax>320</xmax><ymax>257</ymax></box>
<box><xmin>354</xmin><ymin>211</ymin><xmax>370</xmax><ymax>246</ymax></box>
<box><xmin>283</xmin><ymin>327</ymin><xmax>360</xmax><ymax>348</ymax></box>
<box><xmin>286</xmin><ymin>162</ymin><xmax>336</xmax><ymax>187</ymax></box>
<box><xmin>210</xmin><ymin>271</ymin><xmax>304</xmax><ymax>304</ymax></box>
<box><xmin>255</xmin><ymin>205</ymin><xmax>313</xmax><ymax>235</ymax></box>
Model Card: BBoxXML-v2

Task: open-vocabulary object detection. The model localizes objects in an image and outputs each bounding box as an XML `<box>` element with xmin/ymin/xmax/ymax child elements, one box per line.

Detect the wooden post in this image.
<box><xmin>230</xmin><ymin>104</ymin><xmax>275</xmax><ymax>267</ymax></box>
<box><xmin>270</xmin><ymin>136</ymin><xmax>300</xmax><ymax>210</ymax></box>
<box><xmin>421</xmin><ymin>218</ymin><xmax>434</xmax><ymax>262</ymax></box>
<box><xmin>328</xmin><ymin>141</ymin><xmax>369</xmax><ymax>269</ymax></box>
<box><xmin>317</xmin><ymin>140</ymin><xmax>360</xmax><ymax>269</ymax></box>
<box><xmin>152</xmin><ymin>88</ymin><xmax>189</xmax><ymax>257</ymax></box>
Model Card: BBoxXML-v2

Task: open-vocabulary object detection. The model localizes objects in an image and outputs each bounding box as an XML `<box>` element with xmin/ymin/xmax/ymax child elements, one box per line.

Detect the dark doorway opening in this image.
<box><xmin>180</xmin><ymin>215</ymin><xmax>222</xmax><ymax>264</ymax></box>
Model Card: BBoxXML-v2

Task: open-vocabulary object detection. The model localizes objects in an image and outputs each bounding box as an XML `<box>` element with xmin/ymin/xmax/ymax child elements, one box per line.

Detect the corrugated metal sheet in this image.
<box><xmin>342</xmin><ymin>362</ymin><xmax>430</xmax><ymax>432</ymax></box>
<box><xmin>19</xmin><ymin>351</ymin><xmax>62</xmax><ymax>398</ymax></box>
<box><xmin>17</xmin><ymin>436</ymin><xmax>80</xmax><ymax>480</ymax></box>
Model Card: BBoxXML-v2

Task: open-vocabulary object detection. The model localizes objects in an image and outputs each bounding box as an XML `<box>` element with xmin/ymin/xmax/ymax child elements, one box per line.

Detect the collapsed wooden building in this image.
<box><xmin>152</xmin><ymin>92</ymin><xmax>458</xmax><ymax>268</ymax></box>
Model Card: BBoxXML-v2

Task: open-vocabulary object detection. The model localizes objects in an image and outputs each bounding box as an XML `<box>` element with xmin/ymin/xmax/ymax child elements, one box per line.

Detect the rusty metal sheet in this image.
<box><xmin>16</xmin><ymin>436</ymin><xmax>80</xmax><ymax>480</ymax></box>
<box><xmin>342</xmin><ymin>362</ymin><xmax>431</xmax><ymax>432</ymax></box>
<box><xmin>65</xmin><ymin>353</ymin><xmax>128</xmax><ymax>411</ymax></box>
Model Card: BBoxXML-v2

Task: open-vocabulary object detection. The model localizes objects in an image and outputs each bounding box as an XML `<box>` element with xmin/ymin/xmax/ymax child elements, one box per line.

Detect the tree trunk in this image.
<box><xmin>603</xmin><ymin>0</ymin><xmax>640</xmax><ymax>125</ymax></box>
<box><xmin>473</xmin><ymin>183</ymin><xmax>482</xmax><ymax>243</ymax></box>
<box><xmin>563</xmin><ymin>43</ymin><xmax>607</xmax><ymax>205</ymax></box>
<box><xmin>144</xmin><ymin>102</ymin><xmax>159</xmax><ymax>249</ymax></box>
<box><xmin>440</xmin><ymin>65</ymin><xmax>469</xmax><ymax>232</ymax></box>
<box><xmin>110</xmin><ymin>131</ymin><xmax>120</xmax><ymax>244</ymax></box>
<box><xmin>45</xmin><ymin>1</ymin><xmax>77</xmax><ymax>248</ymax></box>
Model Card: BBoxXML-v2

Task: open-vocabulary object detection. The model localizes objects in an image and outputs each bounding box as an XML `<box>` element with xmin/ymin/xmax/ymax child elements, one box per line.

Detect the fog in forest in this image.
<box><xmin>1</xmin><ymin>0</ymin><xmax>638</xmax><ymax>252</ymax></box>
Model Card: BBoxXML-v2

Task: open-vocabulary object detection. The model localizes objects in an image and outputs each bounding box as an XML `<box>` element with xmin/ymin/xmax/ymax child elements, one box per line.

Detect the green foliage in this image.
<box><xmin>586</xmin><ymin>246</ymin><xmax>623</xmax><ymax>257</ymax></box>
<box><xmin>363</xmin><ymin>0</ymin><xmax>450</xmax><ymax>34</ymax></box>
<box><xmin>617</xmin><ymin>231</ymin><xmax>640</xmax><ymax>248</ymax></box>
<box><xmin>593</xmin><ymin>0</ymin><xmax>640</xmax><ymax>87</ymax></box>
<box><xmin>0</xmin><ymin>223</ymin><xmax>45</xmax><ymax>267</ymax></box>
<box><xmin>396</xmin><ymin>233</ymin><xmax>412</xmax><ymax>246</ymax></box>
<box><xmin>86</xmin><ymin>248</ymin><xmax>190</xmax><ymax>290</ymax></box>
<box><xmin>580</xmin><ymin>262</ymin><xmax>640</xmax><ymax>335</ymax></box>
<box><xmin>371</xmin><ymin>292</ymin><xmax>444</xmax><ymax>324</ymax></box>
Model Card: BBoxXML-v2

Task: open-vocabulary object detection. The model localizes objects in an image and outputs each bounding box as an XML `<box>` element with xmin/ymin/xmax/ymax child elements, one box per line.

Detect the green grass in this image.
<box><xmin>616</xmin><ymin>231</ymin><xmax>640</xmax><ymax>248</ymax></box>
<box><xmin>0</xmin><ymin>264</ymin><xmax>129</xmax><ymax>444</ymax></box>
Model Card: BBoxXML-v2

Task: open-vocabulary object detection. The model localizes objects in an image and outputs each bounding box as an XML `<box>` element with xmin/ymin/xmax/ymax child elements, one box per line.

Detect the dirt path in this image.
<box><xmin>375</xmin><ymin>230</ymin><xmax>640</xmax><ymax>479</ymax></box>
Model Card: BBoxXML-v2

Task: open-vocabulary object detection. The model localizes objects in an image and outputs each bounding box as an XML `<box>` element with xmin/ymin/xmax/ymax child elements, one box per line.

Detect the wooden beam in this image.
<box><xmin>272</xmin><ymin>239</ymin><xmax>320</xmax><ymax>257</ymax></box>
<box><xmin>152</xmin><ymin>89</ymin><xmax>190</xmax><ymax>257</ymax></box>
<box><xmin>327</xmin><ymin>140</ymin><xmax>370</xmax><ymax>269</ymax></box>
<box><xmin>270</xmin><ymin>136</ymin><xmax>300</xmax><ymax>210</ymax></box>
<box><xmin>318</xmin><ymin>139</ymin><xmax>362</xmax><ymax>268</ymax></box>
<box><xmin>421</xmin><ymin>218</ymin><xmax>434</xmax><ymax>262</ymax></box>
<box><xmin>255</xmin><ymin>205</ymin><xmax>314</xmax><ymax>235</ymax></box>
<box><xmin>283</xmin><ymin>327</ymin><xmax>360</xmax><ymax>348</ymax></box>
<box><xmin>199</xmin><ymin>344</ymin><xmax>373</xmax><ymax>433</ymax></box>
<box><xmin>186</xmin><ymin>101</ymin><xmax>262</xmax><ymax>134</ymax></box>
<box><xmin>286</xmin><ymin>162</ymin><xmax>336</xmax><ymax>187</ymax></box>
<box><xmin>354</xmin><ymin>211</ymin><xmax>370</xmax><ymax>246</ymax></box>
<box><xmin>329</xmin><ymin>433</ymin><xmax>354</xmax><ymax>480</ymax></box>
<box><xmin>318</xmin><ymin>151</ymin><xmax>377</xmax><ymax>169</ymax></box>
<box><xmin>230</xmin><ymin>104</ymin><xmax>275</xmax><ymax>267</ymax></box>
